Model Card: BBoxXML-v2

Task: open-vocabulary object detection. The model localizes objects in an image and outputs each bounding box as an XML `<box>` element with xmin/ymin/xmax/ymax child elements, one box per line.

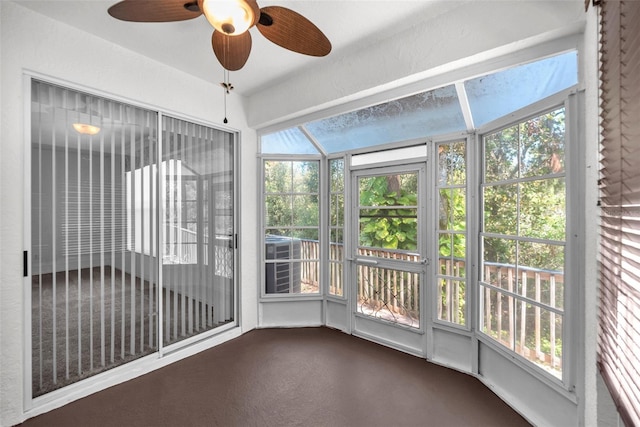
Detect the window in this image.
<box><xmin>436</xmin><ymin>141</ymin><xmax>467</xmax><ymax>326</ymax></box>
<box><xmin>305</xmin><ymin>85</ymin><xmax>465</xmax><ymax>153</ymax></box>
<box><xmin>480</xmin><ymin>107</ymin><xmax>566</xmax><ymax>379</ymax></box>
<box><xmin>162</xmin><ymin>160</ymin><xmax>198</xmax><ymax>265</ymax></box>
<box><xmin>329</xmin><ymin>158</ymin><xmax>345</xmax><ymax>296</ymax></box>
<box><xmin>263</xmin><ymin>160</ymin><xmax>320</xmax><ymax>294</ymax></box>
<box><xmin>126</xmin><ymin>164</ymin><xmax>156</xmax><ymax>256</ymax></box>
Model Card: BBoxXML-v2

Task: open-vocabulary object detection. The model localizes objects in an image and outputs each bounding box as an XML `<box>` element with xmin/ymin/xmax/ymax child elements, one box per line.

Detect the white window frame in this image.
<box><xmin>260</xmin><ymin>155</ymin><xmax>323</xmax><ymax>300</ymax></box>
<box><xmin>432</xmin><ymin>136</ymin><xmax>472</xmax><ymax>331</ymax></box>
<box><xmin>475</xmin><ymin>87</ymin><xmax>581</xmax><ymax>392</ymax></box>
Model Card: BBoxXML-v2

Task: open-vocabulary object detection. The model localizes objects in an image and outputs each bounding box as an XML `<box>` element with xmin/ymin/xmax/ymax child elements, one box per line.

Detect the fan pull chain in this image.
<box><xmin>221</xmin><ymin>69</ymin><xmax>233</xmax><ymax>124</ymax></box>
<box><xmin>224</xmin><ymin>69</ymin><xmax>228</xmax><ymax>124</ymax></box>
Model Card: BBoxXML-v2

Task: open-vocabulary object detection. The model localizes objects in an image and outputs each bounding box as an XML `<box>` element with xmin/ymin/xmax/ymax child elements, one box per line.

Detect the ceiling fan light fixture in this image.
<box><xmin>73</xmin><ymin>123</ymin><xmax>101</xmax><ymax>135</ymax></box>
<box><xmin>200</xmin><ymin>0</ymin><xmax>255</xmax><ymax>35</ymax></box>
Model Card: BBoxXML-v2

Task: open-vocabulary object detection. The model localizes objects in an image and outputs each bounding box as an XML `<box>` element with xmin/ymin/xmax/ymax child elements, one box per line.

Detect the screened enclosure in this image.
<box><xmin>260</xmin><ymin>50</ymin><xmax>578</xmax><ymax>387</ymax></box>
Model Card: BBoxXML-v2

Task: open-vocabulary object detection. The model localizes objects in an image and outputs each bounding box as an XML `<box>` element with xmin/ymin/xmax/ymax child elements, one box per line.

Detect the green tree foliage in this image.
<box><xmin>437</xmin><ymin>142</ymin><xmax>467</xmax><ymax>325</ymax></box>
<box><xmin>359</xmin><ymin>174</ymin><xmax>418</xmax><ymax>250</ymax></box>
<box><xmin>329</xmin><ymin>159</ymin><xmax>345</xmax><ymax>244</ymax></box>
<box><xmin>483</xmin><ymin>108</ymin><xmax>566</xmax><ymax>270</ymax></box>
<box><xmin>483</xmin><ymin>108</ymin><xmax>566</xmax><ymax>368</ymax></box>
<box><xmin>264</xmin><ymin>160</ymin><xmax>319</xmax><ymax>240</ymax></box>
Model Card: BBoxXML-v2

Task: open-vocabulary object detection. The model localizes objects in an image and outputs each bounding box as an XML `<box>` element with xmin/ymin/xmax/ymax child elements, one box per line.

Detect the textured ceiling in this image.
<box><xmin>13</xmin><ymin>0</ymin><xmax>465</xmax><ymax>96</ymax></box>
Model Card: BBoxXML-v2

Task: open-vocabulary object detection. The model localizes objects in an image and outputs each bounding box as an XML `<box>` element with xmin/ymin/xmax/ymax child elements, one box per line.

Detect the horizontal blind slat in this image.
<box><xmin>598</xmin><ymin>1</ymin><xmax>640</xmax><ymax>425</ymax></box>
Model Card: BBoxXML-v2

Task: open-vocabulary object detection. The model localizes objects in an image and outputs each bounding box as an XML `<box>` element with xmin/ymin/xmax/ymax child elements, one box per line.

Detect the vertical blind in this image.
<box><xmin>31</xmin><ymin>80</ymin><xmax>236</xmax><ymax>397</ymax></box>
<box><xmin>161</xmin><ymin>116</ymin><xmax>235</xmax><ymax>346</ymax></box>
<box><xmin>31</xmin><ymin>80</ymin><xmax>159</xmax><ymax>396</ymax></box>
<box><xmin>597</xmin><ymin>0</ymin><xmax>640</xmax><ymax>425</ymax></box>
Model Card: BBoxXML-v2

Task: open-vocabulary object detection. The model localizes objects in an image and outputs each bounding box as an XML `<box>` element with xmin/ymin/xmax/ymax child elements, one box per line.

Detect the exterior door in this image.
<box><xmin>350</xmin><ymin>164</ymin><xmax>426</xmax><ymax>354</ymax></box>
<box><xmin>27</xmin><ymin>79</ymin><xmax>236</xmax><ymax>399</ymax></box>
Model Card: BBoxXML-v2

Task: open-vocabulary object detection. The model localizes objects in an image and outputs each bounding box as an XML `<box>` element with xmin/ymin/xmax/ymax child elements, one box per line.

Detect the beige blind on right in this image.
<box><xmin>597</xmin><ymin>0</ymin><xmax>640</xmax><ymax>425</ymax></box>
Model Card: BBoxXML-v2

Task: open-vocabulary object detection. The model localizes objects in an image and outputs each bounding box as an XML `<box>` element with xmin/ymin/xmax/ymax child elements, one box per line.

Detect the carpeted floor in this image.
<box><xmin>20</xmin><ymin>327</ymin><xmax>530</xmax><ymax>427</ymax></box>
<box><xmin>32</xmin><ymin>267</ymin><xmax>229</xmax><ymax>397</ymax></box>
<box><xmin>31</xmin><ymin>267</ymin><xmax>157</xmax><ymax>396</ymax></box>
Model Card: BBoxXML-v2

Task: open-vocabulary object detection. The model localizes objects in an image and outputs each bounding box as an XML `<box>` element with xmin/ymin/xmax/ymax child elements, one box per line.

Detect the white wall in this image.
<box><xmin>0</xmin><ymin>2</ymin><xmax>258</xmax><ymax>425</ymax></box>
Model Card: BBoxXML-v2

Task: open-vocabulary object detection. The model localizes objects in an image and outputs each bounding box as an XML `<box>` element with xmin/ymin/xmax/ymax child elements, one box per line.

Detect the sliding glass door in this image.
<box><xmin>29</xmin><ymin>79</ymin><xmax>236</xmax><ymax>397</ymax></box>
<box><xmin>161</xmin><ymin>116</ymin><xmax>235</xmax><ymax>346</ymax></box>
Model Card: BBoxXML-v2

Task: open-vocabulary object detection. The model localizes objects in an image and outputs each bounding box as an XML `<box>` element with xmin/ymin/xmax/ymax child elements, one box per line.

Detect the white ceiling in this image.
<box><xmin>13</xmin><ymin>0</ymin><xmax>469</xmax><ymax>97</ymax></box>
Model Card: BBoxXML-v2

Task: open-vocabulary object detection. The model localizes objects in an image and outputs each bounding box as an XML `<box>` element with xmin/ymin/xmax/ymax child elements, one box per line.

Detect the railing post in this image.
<box><xmin>550</xmin><ymin>274</ymin><xmax>557</xmax><ymax>369</ymax></box>
<box><xmin>519</xmin><ymin>270</ymin><xmax>527</xmax><ymax>355</ymax></box>
<box><xmin>454</xmin><ymin>277</ymin><xmax>459</xmax><ymax>324</ymax></box>
<box><xmin>497</xmin><ymin>267</ymin><xmax>503</xmax><ymax>342</ymax></box>
<box><xmin>508</xmin><ymin>267</ymin><xmax>514</xmax><ymax>348</ymax></box>
<box><xmin>400</xmin><ymin>260</ymin><xmax>406</xmax><ymax>313</ymax></box>
<box><xmin>535</xmin><ymin>272</ymin><xmax>542</xmax><ymax>360</ymax></box>
<box><xmin>313</xmin><ymin>241</ymin><xmax>318</xmax><ymax>285</ymax></box>
<box><xmin>391</xmin><ymin>253</ymin><xmax>398</xmax><ymax>312</ymax></box>
<box><xmin>330</xmin><ymin>243</ymin><xmax>336</xmax><ymax>294</ymax></box>
<box><xmin>485</xmin><ymin>285</ymin><xmax>492</xmax><ymax>336</ymax></box>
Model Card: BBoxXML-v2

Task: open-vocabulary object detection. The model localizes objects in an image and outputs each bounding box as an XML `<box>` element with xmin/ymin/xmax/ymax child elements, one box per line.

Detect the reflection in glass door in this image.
<box><xmin>352</xmin><ymin>166</ymin><xmax>425</xmax><ymax>333</ymax></box>
<box><xmin>30</xmin><ymin>80</ymin><xmax>159</xmax><ymax>396</ymax></box>
<box><xmin>29</xmin><ymin>80</ymin><xmax>236</xmax><ymax>398</ymax></box>
<box><xmin>161</xmin><ymin>117</ymin><xmax>235</xmax><ymax>346</ymax></box>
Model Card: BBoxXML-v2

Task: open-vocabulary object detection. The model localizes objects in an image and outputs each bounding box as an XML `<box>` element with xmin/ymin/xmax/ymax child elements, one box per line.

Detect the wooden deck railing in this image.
<box><xmin>482</xmin><ymin>262</ymin><xmax>564</xmax><ymax>374</ymax></box>
<box><xmin>299</xmin><ymin>239</ymin><xmax>564</xmax><ymax>374</ymax></box>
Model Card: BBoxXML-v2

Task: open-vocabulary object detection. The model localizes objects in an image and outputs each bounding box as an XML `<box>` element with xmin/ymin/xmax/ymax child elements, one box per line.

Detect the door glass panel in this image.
<box><xmin>30</xmin><ymin>80</ymin><xmax>236</xmax><ymax>398</ymax></box>
<box><xmin>358</xmin><ymin>173</ymin><xmax>418</xmax><ymax>253</ymax></box>
<box><xmin>357</xmin><ymin>265</ymin><xmax>420</xmax><ymax>328</ymax></box>
<box><xmin>30</xmin><ymin>80</ymin><xmax>158</xmax><ymax>396</ymax></box>
<box><xmin>355</xmin><ymin>169</ymin><xmax>422</xmax><ymax>329</ymax></box>
<box><xmin>161</xmin><ymin>117</ymin><xmax>235</xmax><ymax>346</ymax></box>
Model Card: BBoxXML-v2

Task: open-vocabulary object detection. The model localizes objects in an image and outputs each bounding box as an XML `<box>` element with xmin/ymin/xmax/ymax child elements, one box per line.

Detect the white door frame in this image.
<box><xmin>348</xmin><ymin>161</ymin><xmax>429</xmax><ymax>356</ymax></box>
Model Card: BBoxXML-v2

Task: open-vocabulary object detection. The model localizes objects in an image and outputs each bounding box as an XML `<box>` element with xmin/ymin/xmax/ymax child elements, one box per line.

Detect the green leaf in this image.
<box><xmin>375</xmin><ymin>229</ymin><xmax>390</xmax><ymax>240</ymax></box>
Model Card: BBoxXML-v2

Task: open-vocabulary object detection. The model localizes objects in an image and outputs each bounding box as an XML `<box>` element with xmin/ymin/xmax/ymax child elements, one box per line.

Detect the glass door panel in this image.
<box><xmin>29</xmin><ymin>80</ymin><xmax>237</xmax><ymax>398</ymax></box>
<box><xmin>30</xmin><ymin>80</ymin><xmax>159</xmax><ymax>396</ymax></box>
<box><xmin>357</xmin><ymin>265</ymin><xmax>420</xmax><ymax>328</ymax></box>
<box><xmin>358</xmin><ymin>173</ymin><xmax>418</xmax><ymax>254</ymax></box>
<box><xmin>161</xmin><ymin>117</ymin><xmax>235</xmax><ymax>346</ymax></box>
<box><xmin>352</xmin><ymin>166</ymin><xmax>425</xmax><ymax>336</ymax></box>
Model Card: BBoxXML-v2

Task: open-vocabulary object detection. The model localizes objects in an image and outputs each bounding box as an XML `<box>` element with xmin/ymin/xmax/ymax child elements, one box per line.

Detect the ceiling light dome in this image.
<box><xmin>73</xmin><ymin>123</ymin><xmax>101</xmax><ymax>135</ymax></box>
<box><xmin>199</xmin><ymin>0</ymin><xmax>256</xmax><ymax>35</ymax></box>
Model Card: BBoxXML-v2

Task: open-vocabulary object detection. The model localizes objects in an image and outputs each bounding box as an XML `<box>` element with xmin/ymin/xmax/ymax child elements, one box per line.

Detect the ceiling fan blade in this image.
<box><xmin>257</xmin><ymin>6</ymin><xmax>331</xmax><ymax>57</ymax></box>
<box><xmin>212</xmin><ymin>31</ymin><xmax>252</xmax><ymax>71</ymax></box>
<box><xmin>108</xmin><ymin>0</ymin><xmax>202</xmax><ymax>22</ymax></box>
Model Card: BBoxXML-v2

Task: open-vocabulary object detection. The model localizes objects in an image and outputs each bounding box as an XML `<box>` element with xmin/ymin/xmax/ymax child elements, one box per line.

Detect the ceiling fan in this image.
<box><xmin>108</xmin><ymin>0</ymin><xmax>332</xmax><ymax>71</ymax></box>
